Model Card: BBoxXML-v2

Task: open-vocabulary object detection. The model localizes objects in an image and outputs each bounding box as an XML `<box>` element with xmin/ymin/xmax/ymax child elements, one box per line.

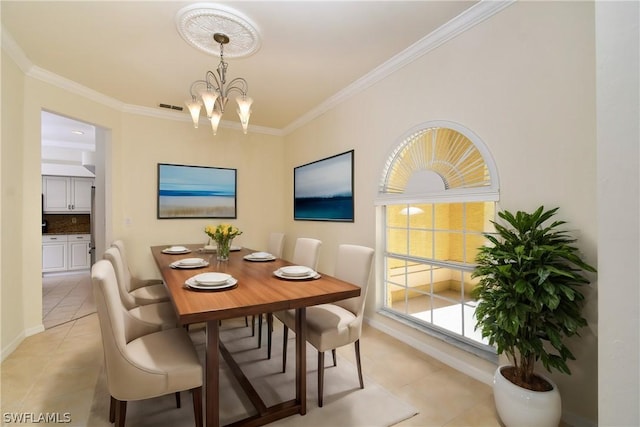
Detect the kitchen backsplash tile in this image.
<box><xmin>43</xmin><ymin>214</ymin><xmax>90</xmax><ymax>234</ymax></box>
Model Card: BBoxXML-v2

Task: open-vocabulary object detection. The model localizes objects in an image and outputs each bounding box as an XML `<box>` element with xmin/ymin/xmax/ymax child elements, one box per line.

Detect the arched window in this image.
<box><xmin>376</xmin><ymin>121</ymin><xmax>499</xmax><ymax>354</ymax></box>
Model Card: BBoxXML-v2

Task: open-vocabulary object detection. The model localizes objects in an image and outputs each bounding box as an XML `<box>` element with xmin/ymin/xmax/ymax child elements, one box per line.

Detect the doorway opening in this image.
<box><xmin>40</xmin><ymin>110</ymin><xmax>109</xmax><ymax>328</ymax></box>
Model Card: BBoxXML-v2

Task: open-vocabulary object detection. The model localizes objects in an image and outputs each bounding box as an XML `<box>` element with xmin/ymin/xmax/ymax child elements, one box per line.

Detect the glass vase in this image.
<box><xmin>216</xmin><ymin>239</ymin><xmax>232</xmax><ymax>261</ymax></box>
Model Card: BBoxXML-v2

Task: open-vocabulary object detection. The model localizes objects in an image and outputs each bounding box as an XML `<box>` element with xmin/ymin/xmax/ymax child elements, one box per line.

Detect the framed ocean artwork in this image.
<box><xmin>294</xmin><ymin>150</ymin><xmax>354</xmax><ymax>222</ymax></box>
<box><xmin>157</xmin><ymin>163</ymin><xmax>237</xmax><ymax>219</ymax></box>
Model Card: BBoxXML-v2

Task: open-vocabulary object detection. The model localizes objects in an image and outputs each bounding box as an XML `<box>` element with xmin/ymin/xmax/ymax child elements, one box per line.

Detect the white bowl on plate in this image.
<box><xmin>167</xmin><ymin>246</ymin><xmax>188</xmax><ymax>252</ymax></box>
<box><xmin>193</xmin><ymin>272</ymin><xmax>231</xmax><ymax>285</ymax></box>
<box><xmin>279</xmin><ymin>266</ymin><xmax>312</xmax><ymax>277</ymax></box>
<box><xmin>251</xmin><ymin>252</ymin><xmax>272</xmax><ymax>259</ymax></box>
<box><xmin>178</xmin><ymin>257</ymin><xmax>204</xmax><ymax>266</ymax></box>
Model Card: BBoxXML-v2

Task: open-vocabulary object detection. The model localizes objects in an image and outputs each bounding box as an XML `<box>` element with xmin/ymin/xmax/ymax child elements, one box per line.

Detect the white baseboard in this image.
<box><xmin>1</xmin><ymin>332</ymin><xmax>25</xmax><ymax>362</ymax></box>
<box><xmin>26</xmin><ymin>324</ymin><xmax>45</xmax><ymax>337</ymax></box>
<box><xmin>1</xmin><ymin>324</ymin><xmax>45</xmax><ymax>362</ymax></box>
<box><xmin>365</xmin><ymin>316</ymin><xmax>494</xmax><ymax>385</ymax></box>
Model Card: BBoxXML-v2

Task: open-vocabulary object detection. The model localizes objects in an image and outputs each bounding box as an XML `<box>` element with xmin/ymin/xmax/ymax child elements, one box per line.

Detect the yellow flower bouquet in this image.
<box><xmin>205</xmin><ymin>224</ymin><xmax>242</xmax><ymax>260</ymax></box>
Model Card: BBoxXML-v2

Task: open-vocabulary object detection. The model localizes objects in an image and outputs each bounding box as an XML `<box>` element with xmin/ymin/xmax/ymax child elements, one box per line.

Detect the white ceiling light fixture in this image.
<box><xmin>400</xmin><ymin>207</ymin><xmax>425</xmax><ymax>216</ymax></box>
<box><xmin>185</xmin><ymin>33</ymin><xmax>252</xmax><ymax>135</ymax></box>
<box><xmin>176</xmin><ymin>4</ymin><xmax>260</xmax><ymax>136</ymax></box>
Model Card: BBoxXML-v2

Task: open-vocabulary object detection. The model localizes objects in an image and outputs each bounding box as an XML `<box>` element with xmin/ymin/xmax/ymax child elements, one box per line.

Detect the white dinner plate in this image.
<box><xmin>170</xmin><ymin>258</ymin><xmax>208</xmax><ymax>269</ymax></box>
<box><xmin>186</xmin><ymin>277</ymin><xmax>237</xmax><ymax>291</ymax></box>
<box><xmin>278</xmin><ymin>266</ymin><xmax>313</xmax><ymax>277</ymax></box>
<box><xmin>244</xmin><ymin>252</ymin><xmax>276</xmax><ymax>262</ymax></box>
<box><xmin>273</xmin><ymin>268</ymin><xmax>319</xmax><ymax>281</ymax></box>
<box><xmin>162</xmin><ymin>246</ymin><xmax>191</xmax><ymax>254</ymax></box>
<box><xmin>192</xmin><ymin>272</ymin><xmax>232</xmax><ymax>285</ymax></box>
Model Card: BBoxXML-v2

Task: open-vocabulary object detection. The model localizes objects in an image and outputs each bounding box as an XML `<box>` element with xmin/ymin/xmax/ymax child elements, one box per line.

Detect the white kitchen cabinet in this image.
<box><xmin>67</xmin><ymin>234</ymin><xmax>91</xmax><ymax>270</ymax></box>
<box><xmin>43</xmin><ymin>176</ymin><xmax>93</xmax><ymax>213</ymax></box>
<box><xmin>42</xmin><ymin>235</ymin><xmax>68</xmax><ymax>272</ymax></box>
<box><xmin>42</xmin><ymin>234</ymin><xmax>91</xmax><ymax>272</ymax></box>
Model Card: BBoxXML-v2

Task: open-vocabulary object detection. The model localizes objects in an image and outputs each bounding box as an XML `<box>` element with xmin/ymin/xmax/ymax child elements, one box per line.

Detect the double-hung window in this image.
<box><xmin>376</xmin><ymin>121</ymin><xmax>499</xmax><ymax>355</ymax></box>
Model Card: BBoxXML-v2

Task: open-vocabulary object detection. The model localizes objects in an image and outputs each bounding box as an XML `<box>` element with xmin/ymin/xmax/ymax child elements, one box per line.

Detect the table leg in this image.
<box><xmin>206</xmin><ymin>320</ymin><xmax>219</xmax><ymax>427</ymax></box>
<box><xmin>295</xmin><ymin>307</ymin><xmax>307</xmax><ymax>415</ymax></box>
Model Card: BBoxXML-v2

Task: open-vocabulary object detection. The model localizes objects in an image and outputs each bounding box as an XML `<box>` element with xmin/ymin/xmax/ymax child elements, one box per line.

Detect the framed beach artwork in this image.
<box><xmin>157</xmin><ymin>163</ymin><xmax>237</xmax><ymax>219</ymax></box>
<box><xmin>294</xmin><ymin>150</ymin><xmax>354</xmax><ymax>222</ymax></box>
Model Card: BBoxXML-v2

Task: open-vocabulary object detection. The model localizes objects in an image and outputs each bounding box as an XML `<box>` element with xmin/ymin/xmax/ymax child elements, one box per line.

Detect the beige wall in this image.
<box><xmin>3</xmin><ymin>1</ymin><xmax>634</xmax><ymax>425</ymax></box>
<box><xmin>283</xmin><ymin>1</ymin><xmax>598</xmax><ymax>424</ymax></box>
<box><xmin>1</xmin><ymin>49</ymin><xmax>27</xmax><ymax>353</ymax></box>
<box><xmin>114</xmin><ymin>113</ymin><xmax>287</xmax><ymax>280</ymax></box>
<box><xmin>595</xmin><ymin>2</ymin><xmax>640</xmax><ymax>425</ymax></box>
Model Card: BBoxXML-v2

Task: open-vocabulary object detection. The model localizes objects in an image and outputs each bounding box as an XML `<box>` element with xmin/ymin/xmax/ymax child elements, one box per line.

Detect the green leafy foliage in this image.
<box><xmin>472</xmin><ymin>206</ymin><xmax>596</xmax><ymax>388</ymax></box>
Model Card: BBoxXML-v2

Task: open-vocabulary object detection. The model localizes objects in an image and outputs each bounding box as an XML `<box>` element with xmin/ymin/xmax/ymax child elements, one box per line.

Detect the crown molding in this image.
<box><xmin>2</xmin><ymin>27</ymin><xmax>281</xmax><ymax>136</ymax></box>
<box><xmin>1</xmin><ymin>27</ymin><xmax>33</xmax><ymax>73</ymax></box>
<box><xmin>29</xmin><ymin>66</ymin><xmax>126</xmax><ymax>111</ymax></box>
<box><xmin>3</xmin><ymin>1</ymin><xmax>512</xmax><ymax>138</ymax></box>
<box><xmin>282</xmin><ymin>0</ymin><xmax>515</xmax><ymax>136</ymax></box>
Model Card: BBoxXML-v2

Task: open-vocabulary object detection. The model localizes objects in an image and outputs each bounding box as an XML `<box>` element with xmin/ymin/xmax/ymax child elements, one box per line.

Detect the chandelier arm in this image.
<box><xmin>189</xmin><ymin>80</ymin><xmax>208</xmax><ymax>98</ymax></box>
<box><xmin>204</xmin><ymin>71</ymin><xmax>222</xmax><ymax>92</ymax></box>
<box><xmin>225</xmin><ymin>78</ymin><xmax>249</xmax><ymax>97</ymax></box>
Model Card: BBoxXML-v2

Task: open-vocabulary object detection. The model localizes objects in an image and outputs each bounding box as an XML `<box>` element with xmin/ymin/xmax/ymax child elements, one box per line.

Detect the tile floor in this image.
<box><xmin>1</xmin><ymin>273</ymin><xmax>502</xmax><ymax>426</ymax></box>
<box><xmin>42</xmin><ymin>271</ymin><xmax>95</xmax><ymax>329</ymax></box>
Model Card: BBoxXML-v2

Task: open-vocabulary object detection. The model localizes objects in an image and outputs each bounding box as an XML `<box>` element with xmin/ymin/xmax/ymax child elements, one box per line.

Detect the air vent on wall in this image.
<box><xmin>159</xmin><ymin>103</ymin><xmax>184</xmax><ymax>111</ymax></box>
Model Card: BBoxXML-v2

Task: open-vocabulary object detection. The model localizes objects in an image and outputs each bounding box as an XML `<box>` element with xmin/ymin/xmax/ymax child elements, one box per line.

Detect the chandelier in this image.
<box><xmin>185</xmin><ymin>33</ymin><xmax>253</xmax><ymax>135</ymax></box>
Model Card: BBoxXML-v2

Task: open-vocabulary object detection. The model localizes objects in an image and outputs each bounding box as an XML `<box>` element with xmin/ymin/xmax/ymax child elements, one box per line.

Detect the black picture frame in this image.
<box><xmin>294</xmin><ymin>150</ymin><xmax>354</xmax><ymax>222</ymax></box>
<box><xmin>157</xmin><ymin>163</ymin><xmax>237</xmax><ymax>219</ymax></box>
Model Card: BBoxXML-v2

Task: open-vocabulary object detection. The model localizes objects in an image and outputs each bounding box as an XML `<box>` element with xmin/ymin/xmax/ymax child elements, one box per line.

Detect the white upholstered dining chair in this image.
<box><xmin>267</xmin><ymin>232</ymin><xmax>285</xmax><ymax>258</ymax></box>
<box><xmin>266</xmin><ymin>237</ymin><xmax>322</xmax><ymax>358</ymax></box>
<box><xmin>111</xmin><ymin>240</ymin><xmax>169</xmax><ymax>305</ymax></box>
<box><xmin>91</xmin><ymin>259</ymin><xmax>203</xmax><ymax>427</ymax></box>
<box><xmin>104</xmin><ymin>247</ymin><xmax>177</xmax><ymax>330</ymax></box>
<box><xmin>278</xmin><ymin>244</ymin><xmax>374</xmax><ymax>407</ymax></box>
<box><xmin>291</xmin><ymin>237</ymin><xmax>322</xmax><ymax>270</ymax></box>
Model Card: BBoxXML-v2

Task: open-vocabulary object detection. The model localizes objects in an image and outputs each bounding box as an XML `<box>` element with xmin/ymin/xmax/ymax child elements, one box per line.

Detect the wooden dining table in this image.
<box><xmin>150</xmin><ymin>244</ymin><xmax>361</xmax><ymax>427</ymax></box>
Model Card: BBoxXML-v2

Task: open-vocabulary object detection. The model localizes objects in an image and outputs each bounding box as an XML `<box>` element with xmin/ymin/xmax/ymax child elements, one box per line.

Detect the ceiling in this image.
<box><xmin>3</xmin><ymin>1</ymin><xmax>478</xmax><ymax>138</ymax></box>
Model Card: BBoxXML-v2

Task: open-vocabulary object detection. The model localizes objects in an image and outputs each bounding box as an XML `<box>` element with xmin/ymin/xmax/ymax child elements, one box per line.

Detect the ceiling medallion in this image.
<box><xmin>176</xmin><ymin>3</ymin><xmax>260</xmax><ymax>59</ymax></box>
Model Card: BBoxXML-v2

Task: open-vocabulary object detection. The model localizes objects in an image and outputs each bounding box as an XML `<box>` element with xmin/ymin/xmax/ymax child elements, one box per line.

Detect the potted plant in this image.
<box><xmin>471</xmin><ymin>206</ymin><xmax>596</xmax><ymax>427</ymax></box>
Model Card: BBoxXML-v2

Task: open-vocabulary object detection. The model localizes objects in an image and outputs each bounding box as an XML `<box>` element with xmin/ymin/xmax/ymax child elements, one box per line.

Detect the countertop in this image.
<box><xmin>43</xmin><ymin>232</ymin><xmax>90</xmax><ymax>235</ymax></box>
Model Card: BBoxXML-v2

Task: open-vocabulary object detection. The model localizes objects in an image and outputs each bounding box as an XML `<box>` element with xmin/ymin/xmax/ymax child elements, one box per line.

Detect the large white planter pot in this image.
<box><xmin>493</xmin><ymin>366</ymin><xmax>562</xmax><ymax>427</ymax></box>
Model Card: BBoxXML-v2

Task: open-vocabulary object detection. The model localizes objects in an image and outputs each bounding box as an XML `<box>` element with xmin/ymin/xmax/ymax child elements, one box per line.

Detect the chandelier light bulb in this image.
<box><xmin>210</xmin><ymin>110</ymin><xmax>222</xmax><ymax>135</ymax></box>
<box><xmin>236</xmin><ymin>96</ymin><xmax>253</xmax><ymax>134</ymax></box>
<box><xmin>200</xmin><ymin>90</ymin><xmax>219</xmax><ymax>118</ymax></box>
<box><xmin>185</xmin><ymin>99</ymin><xmax>202</xmax><ymax>128</ymax></box>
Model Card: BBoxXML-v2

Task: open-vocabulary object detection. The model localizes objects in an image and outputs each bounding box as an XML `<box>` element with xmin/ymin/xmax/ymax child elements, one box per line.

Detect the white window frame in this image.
<box><xmin>375</xmin><ymin>120</ymin><xmax>500</xmax><ymax>358</ymax></box>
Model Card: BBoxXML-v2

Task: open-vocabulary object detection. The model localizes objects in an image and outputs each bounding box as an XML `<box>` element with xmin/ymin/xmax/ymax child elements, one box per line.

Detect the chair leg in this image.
<box><xmin>114</xmin><ymin>398</ymin><xmax>127</xmax><ymax>427</ymax></box>
<box><xmin>109</xmin><ymin>396</ymin><xmax>116</xmax><ymax>423</ymax></box>
<box><xmin>245</xmin><ymin>316</ymin><xmax>249</xmax><ymax>327</ymax></box>
<box><xmin>355</xmin><ymin>339</ymin><xmax>364</xmax><ymax>389</ymax></box>
<box><xmin>318</xmin><ymin>351</ymin><xmax>325</xmax><ymax>407</ymax></box>
<box><xmin>267</xmin><ymin>313</ymin><xmax>273</xmax><ymax>359</ymax></box>
<box><xmin>282</xmin><ymin>324</ymin><xmax>289</xmax><ymax>373</ymax></box>
<box><xmin>175</xmin><ymin>391</ymin><xmax>181</xmax><ymax>408</ymax></box>
<box><xmin>257</xmin><ymin>314</ymin><xmax>263</xmax><ymax>348</ymax></box>
<box><xmin>251</xmin><ymin>315</ymin><xmax>256</xmax><ymax>336</ymax></box>
<box><xmin>332</xmin><ymin>348</ymin><xmax>337</xmax><ymax>366</ymax></box>
<box><xmin>191</xmin><ymin>387</ymin><xmax>203</xmax><ymax>427</ymax></box>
